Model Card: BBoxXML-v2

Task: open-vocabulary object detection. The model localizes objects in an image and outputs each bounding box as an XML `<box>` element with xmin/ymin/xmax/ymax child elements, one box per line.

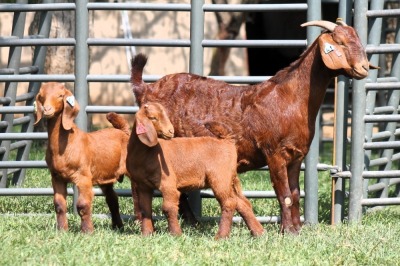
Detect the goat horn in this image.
<box><xmin>301</xmin><ymin>20</ymin><xmax>337</xmax><ymax>32</ymax></box>
<box><xmin>336</xmin><ymin>18</ymin><xmax>348</xmax><ymax>26</ymax></box>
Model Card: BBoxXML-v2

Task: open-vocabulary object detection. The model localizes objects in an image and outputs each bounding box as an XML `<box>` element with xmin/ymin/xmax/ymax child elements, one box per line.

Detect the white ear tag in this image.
<box><xmin>33</xmin><ymin>101</ymin><xmax>37</xmax><ymax>113</ymax></box>
<box><xmin>324</xmin><ymin>43</ymin><xmax>335</xmax><ymax>54</ymax></box>
<box><xmin>66</xmin><ymin>96</ymin><xmax>75</xmax><ymax>107</ymax></box>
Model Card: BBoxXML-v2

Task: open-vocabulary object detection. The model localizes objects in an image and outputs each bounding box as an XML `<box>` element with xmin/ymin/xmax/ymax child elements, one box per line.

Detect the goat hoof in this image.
<box><xmin>282</xmin><ymin>225</ymin><xmax>300</xmax><ymax>236</ymax></box>
<box><xmin>214</xmin><ymin>234</ymin><xmax>229</xmax><ymax>240</ymax></box>
<box><xmin>251</xmin><ymin>229</ymin><xmax>264</xmax><ymax>237</ymax></box>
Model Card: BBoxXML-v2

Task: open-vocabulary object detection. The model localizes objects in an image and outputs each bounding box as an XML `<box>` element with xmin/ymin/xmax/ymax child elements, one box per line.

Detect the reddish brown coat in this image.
<box><xmin>126</xmin><ymin>102</ymin><xmax>264</xmax><ymax>239</ymax></box>
<box><xmin>130</xmin><ymin>21</ymin><xmax>375</xmax><ymax>234</ymax></box>
<box><xmin>34</xmin><ymin>82</ymin><xmax>130</xmax><ymax>233</ymax></box>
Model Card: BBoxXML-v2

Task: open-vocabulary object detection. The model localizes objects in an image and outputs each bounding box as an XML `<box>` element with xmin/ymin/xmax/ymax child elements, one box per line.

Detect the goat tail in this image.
<box><xmin>130</xmin><ymin>53</ymin><xmax>147</xmax><ymax>87</ymax></box>
<box><xmin>106</xmin><ymin>112</ymin><xmax>130</xmax><ymax>135</ymax></box>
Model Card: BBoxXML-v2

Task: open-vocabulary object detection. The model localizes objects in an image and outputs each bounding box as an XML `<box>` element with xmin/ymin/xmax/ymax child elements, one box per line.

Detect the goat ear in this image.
<box><xmin>62</xmin><ymin>93</ymin><xmax>80</xmax><ymax>130</ymax></box>
<box><xmin>33</xmin><ymin>94</ymin><xmax>43</xmax><ymax>125</ymax></box>
<box><xmin>319</xmin><ymin>33</ymin><xmax>351</xmax><ymax>70</ymax></box>
<box><xmin>136</xmin><ymin>117</ymin><xmax>159</xmax><ymax>147</ymax></box>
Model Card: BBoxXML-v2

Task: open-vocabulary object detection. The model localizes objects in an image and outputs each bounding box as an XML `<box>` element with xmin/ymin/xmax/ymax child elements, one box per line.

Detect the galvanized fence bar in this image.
<box><xmin>331</xmin><ymin>0</ymin><xmax>352</xmax><ymax>225</ymax></box>
<box><xmin>348</xmin><ymin>0</ymin><xmax>369</xmax><ymax>222</ymax></box>
<box><xmin>303</xmin><ymin>0</ymin><xmax>320</xmax><ymax>225</ymax></box>
<box><xmin>1</xmin><ymin>0</ymin><xmax>28</xmax><ymax>188</ymax></box>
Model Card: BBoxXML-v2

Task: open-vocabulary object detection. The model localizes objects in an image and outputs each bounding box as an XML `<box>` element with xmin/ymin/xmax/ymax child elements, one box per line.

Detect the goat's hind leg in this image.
<box><xmin>52</xmin><ymin>177</ymin><xmax>68</xmax><ymax>231</ymax></box>
<box><xmin>212</xmin><ymin>185</ymin><xmax>237</xmax><ymax>239</ymax></box>
<box><xmin>178</xmin><ymin>193</ymin><xmax>198</xmax><ymax>226</ymax></box>
<box><xmin>233</xmin><ymin>177</ymin><xmax>264</xmax><ymax>237</ymax></box>
<box><xmin>100</xmin><ymin>184</ymin><xmax>123</xmax><ymax>230</ymax></box>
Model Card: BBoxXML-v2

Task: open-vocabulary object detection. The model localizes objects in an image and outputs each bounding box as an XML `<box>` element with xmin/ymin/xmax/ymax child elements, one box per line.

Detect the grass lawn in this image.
<box><xmin>1</xmin><ymin>146</ymin><xmax>400</xmax><ymax>265</ymax></box>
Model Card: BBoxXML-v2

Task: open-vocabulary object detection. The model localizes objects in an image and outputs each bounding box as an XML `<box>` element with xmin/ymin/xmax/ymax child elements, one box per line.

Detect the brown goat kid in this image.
<box><xmin>130</xmin><ymin>20</ymin><xmax>377</xmax><ymax>234</ymax></box>
<box><xmin>126</xmin><ymin>102</ymin><xmax>264</xmax><ymax>239</ymax></box>
<box><xmin>34</xmin><ymin>82</ymin><xmax>130</xmax><ymax>233</ymax></box>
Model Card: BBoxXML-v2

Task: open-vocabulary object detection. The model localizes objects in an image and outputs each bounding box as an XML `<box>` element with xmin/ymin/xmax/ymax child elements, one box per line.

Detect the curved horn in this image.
<box><xmin>301</xmin><ymin>20</ymin><xmax>337</xmax><ymax>32</ymax></box>
<box><xmin>336</xmin><ymin>18</ymin><xmax>348</xmax><ymax>26</ymax></box>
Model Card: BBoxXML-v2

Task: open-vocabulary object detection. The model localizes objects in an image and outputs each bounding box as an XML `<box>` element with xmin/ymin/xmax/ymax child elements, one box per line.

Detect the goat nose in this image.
<box><xmin>43</xmin><ymin>106</ymin><xmax>53</xmax><ymax>115</ymax></box>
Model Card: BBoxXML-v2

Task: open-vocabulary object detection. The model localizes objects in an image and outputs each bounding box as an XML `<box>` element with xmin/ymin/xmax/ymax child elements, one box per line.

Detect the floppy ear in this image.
<box><xmin>33</xmin><ymin>94</ymin><xmax>43</xmax><ymax>125</ymax></box>
<box><xmin>135</xmin><ymin>115</ymin><xmax>158</xmax><ymax>147</ymax></box>
<box><xmin>319</xmin><ymin>33</ymin><xmax>351</xmax><ymax>70</ymax></box>
<box><xmin>62</xmin><ymin>91</ymin><xmax>80</xmax><ymax>130</ymax></box>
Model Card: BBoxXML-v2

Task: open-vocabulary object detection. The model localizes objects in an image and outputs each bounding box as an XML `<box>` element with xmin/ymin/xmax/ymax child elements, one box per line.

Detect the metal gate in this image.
<box><xmin>1</xmin><ymin>0</ymin><xmax>399</xmax><ymax>224</ymax></box>
<box><xmin>331</xmin><ymin>0</ymin><xmax>400</xmax><ymax>223</ymax></box>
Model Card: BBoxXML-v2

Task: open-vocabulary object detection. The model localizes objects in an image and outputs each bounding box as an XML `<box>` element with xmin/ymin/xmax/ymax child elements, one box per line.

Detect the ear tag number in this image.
<box><xmin>66</xmin><ymin>96</ymin><xmax>75</xmax><ymax>107</ymax></box>
<box><xmin>136</xmin><ymin>122</ymin><xmax>147</xmax><ymax>135</ymax></box>
<box><xmin>324</xmin><ymin>43</ymin><xmax>335</xmax><ymax>54</ymax></box>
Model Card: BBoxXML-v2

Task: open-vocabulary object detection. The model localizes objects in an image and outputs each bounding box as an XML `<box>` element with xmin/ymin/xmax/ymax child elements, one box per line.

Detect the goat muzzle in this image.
<box><xmin>43</xmin><ymin>106</ymin><xmax>55</xmax><ymax>117</ymax></box>
<box><xmin>351</xmin><ymin>62</ymin><xmax>369</xmax><ymax>80</ymax></box>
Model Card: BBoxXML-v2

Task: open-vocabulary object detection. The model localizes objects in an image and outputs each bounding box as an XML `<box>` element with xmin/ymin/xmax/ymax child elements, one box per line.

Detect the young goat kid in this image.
<box><xmin>126</xmin><ymin>102</ymin><xmax>264</xmax><ymax>239</ymax></box>
<box><xmin>34</xmin><ymin>82</ymin><xmax>130</xmax><ymax>233</ymax></box>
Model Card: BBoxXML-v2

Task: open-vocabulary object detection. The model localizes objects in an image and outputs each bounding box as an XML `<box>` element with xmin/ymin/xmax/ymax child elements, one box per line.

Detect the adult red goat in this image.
<box><xmin>130</xmin><ymin>20</ymin><xmax>376</xmax><ymax>234</ymax></box>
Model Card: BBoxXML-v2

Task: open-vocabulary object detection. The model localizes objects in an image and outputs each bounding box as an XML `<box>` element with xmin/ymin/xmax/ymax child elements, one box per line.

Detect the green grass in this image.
<box><xmin>1</xmin><ymin>146</ymin><xmax>400</xmax><ymax>265</ymax></box>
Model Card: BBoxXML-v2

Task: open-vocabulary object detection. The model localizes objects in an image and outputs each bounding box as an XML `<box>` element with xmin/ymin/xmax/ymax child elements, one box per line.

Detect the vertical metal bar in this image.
<box><xmin>331</xmin><ymin>0</ymin><xmax>352</xmax><ymax>225</ymax></box>
<box><xmin>366</xmin><ymin>0</ymin><xmax>390</xmax><ymax>202</ymax></box>
<box><xmin>188</xmin><ymin>0</ymin><xmax>205</xmax><ymax>217</ymax></box>
<box><xmin>391</xmin><ymin>15</ymin><xmax>400</xmax><ymax>196</ymax></box>
<box><xmin>348</xmin><ymin>0</ymin><xmax>368</xmax><ymax>223</ymax></box>
<box><xmin>0</xmin><ymin>0</ymin><xmax>28</xmax><ymax>188</ymax></box>
<box><xmin>74</xmin><ymin>0</ymin><xmax>89</xmax><ymax>213</ymax></box>
<box><xmin>304</xmin><ymin>0</ymin><xmax>321</xmax><ymax>225</ymax></box>
<box><xmin>13</xmin><ymin>0</ymin><xmax>54</xmax><ymax>186</ymax></box>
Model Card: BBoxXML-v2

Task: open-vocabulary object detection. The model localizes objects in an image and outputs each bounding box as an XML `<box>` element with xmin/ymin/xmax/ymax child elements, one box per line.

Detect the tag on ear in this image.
<box><xmin>33</xmin><ymin>101</ymin><xmax>37</xmax><ymax>114</ymax></box>
<box><xmin>66</xmin><ymin>96</ymin><xmax>75</xmax><ymax>107</ymax></box>
<box><xmin>136</xmin><ymin>122</ymin><xmax>147</xmax><ymax>135</ymax></box>
<box><xmin>324</xmin><ymin>43</ymin><xmax>335</xmax><ymax>54</ymax></box>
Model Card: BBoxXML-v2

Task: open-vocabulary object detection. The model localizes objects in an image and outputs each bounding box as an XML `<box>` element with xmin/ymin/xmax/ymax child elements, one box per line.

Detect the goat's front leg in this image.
<box><xmin>137</xmin><ymin>186</ymin><xmax>154</xmax><ymax>236</ymax></box>
<box><xmin>268</xmin><ymin>155</ymin><xmax>298</xmax><ymax>235</ymax></box>
<box><xmin>288</xmin><ymin>161</ymin><xmax>302</xmax><ymax>232</ymax></box>
<box><xmin>99</xmin><ymin>184</ymin><xmax>123</xmax><ymax>230</ymax></box>
<box><xmin>161</xmin><ymin>188</ymin><xmax>182</xmax><ymax>236</ymax></box>
<box><xmin>130</xmin><ymin>180</ymin><xmax>142</xmax><ymax>222</ymax></box>
<box><xmin>75</xmin><ymin>178</ymin><xmax>94</xmax><ymax>233</ymax></box>
<box><xmin>51</xmin><ymin>177</ymin><xmax>68</xmax><ymax>231</ymax></box>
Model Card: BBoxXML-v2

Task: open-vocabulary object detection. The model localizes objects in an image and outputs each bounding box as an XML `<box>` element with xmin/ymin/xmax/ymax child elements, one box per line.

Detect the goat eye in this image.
<box><xmin>149</xmin><ymin>117</ymin><xmax>157</xmax><ymax>121</ymax></box>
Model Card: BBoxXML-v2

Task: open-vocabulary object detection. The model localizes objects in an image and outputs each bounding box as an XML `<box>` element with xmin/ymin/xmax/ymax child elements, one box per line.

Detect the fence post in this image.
<box><xmin>74</xmin><ymin>0</ymin><xmax>89</xmax><ymax>213</ymax></box>
<box><xmin>331</xmin><ymin>0</ymin><xmax>352</xmax><ymax>225</ymax></box>
<box><xmin>349</xmin><ymin>0</ymin><xmax>368</xmax><ymax>222</ymax></box>
<box><xmin>188</xmin><ymin>0</ymin><xmax>204</xmax><ymax>217</ymax></box>
<box><xmin>304</xmin><ymin>0</ymin><xmax>321</xmax><ymax>225</ymax></box>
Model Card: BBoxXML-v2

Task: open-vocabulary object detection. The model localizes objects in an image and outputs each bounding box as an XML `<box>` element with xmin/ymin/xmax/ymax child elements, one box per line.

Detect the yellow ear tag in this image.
<box><xmin>33</xmin><ymin>101</ymin><xmax>37</xmax><ymax>114</ymax></box>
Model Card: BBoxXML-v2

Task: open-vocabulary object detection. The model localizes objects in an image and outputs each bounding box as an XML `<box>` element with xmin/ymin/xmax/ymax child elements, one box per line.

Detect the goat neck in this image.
<box><xmin>46</xmin><ymin>114</ymin><xmax>77</xmax><ymax>156</ymax></box>
<box><xmin>267</xmin><ymin>38</ymin><xmax>334</xmax><ymax>123</ymax></box>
